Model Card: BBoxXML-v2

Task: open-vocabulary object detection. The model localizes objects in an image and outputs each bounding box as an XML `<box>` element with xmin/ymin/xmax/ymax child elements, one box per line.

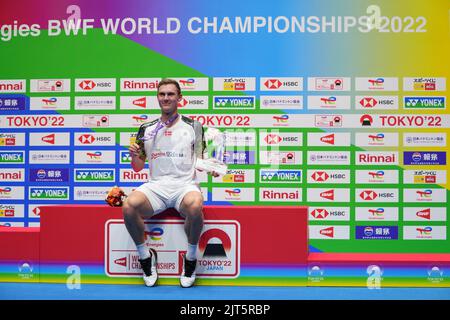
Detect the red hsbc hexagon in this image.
<box><xmin>264</xmin><ymin>134</ymin><xmax>282</xmax><ymax>145</ymax></box>
<box><xmin>359</xmin><ymin>190</ymin><xmax>378</xmax><ymax>200</ymax></box>
<box><xmin>78</xmin><ymin>134</ymin><xmax>95</xmax><ymax>144</ymax></box>
<box><xmin>79</xmin><ymin>80</ymin><xmax>96</xmax><ymax>90</ymax></box>
<box><xmin>264</xmin><ymin>79</ymin><xmax>282</xmax><ymax>89</ymax></box>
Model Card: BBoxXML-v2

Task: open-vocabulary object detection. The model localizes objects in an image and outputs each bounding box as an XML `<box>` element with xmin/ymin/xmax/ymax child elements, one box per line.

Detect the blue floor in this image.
<box><xmin>1</xmin><ymin>283</ymin><xmax>449</xmax><ymax>300</ymax></box>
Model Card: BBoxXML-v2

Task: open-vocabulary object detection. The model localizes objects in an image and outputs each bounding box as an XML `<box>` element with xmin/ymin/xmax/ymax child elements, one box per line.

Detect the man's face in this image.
<box><xmin>157</xmin><ymin>84</ymin><xmax>181</xmax><ymax>114</ymax></box>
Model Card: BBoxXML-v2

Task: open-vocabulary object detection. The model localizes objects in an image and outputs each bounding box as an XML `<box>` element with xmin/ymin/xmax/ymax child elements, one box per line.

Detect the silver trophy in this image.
<box><xmin>195</xmin><ymin>127</ymin><xmax>228</xmax><ymax>176</ymax></box>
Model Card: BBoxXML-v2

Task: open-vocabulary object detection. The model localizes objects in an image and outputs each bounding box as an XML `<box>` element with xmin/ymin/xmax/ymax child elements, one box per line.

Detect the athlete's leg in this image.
<box><xmin>122</xmin><ymin>190</ymin><xmax>154</xmax><ymax>245</ymax></box>
<box><xmin>179</xmin><ymin>191</ymin><xmax>204</xmax><ymax>245</ymax></box>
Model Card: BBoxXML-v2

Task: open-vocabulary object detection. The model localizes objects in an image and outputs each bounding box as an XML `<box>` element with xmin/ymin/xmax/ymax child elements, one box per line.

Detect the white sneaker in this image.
<box><xmin>139</xmin><ymin>248</ymin><xmax>158</xmax><ymax>287</ymax></box>
<box><xmin>180</xmin><ymin>254</ymin><xmax>197</xmax><ymax>288</ymax></box>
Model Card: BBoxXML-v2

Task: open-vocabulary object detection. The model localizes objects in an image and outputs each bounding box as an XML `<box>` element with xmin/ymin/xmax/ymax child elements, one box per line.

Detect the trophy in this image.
<box><xmin>195</xmin><ymin>127</ymin><xmax>228</xmax><ymax>176</ymax></box>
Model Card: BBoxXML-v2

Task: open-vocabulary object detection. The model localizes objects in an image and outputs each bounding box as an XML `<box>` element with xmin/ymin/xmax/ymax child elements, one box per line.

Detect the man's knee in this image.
<box><xmin>123</xmin><ymin>193</ymin><xmax>149</xmax><ymax>218</ymax></box>
<box><xmin>182</xmin><ymin>194</ymin><xmax>203</xmax><ymax>218</ymax></box>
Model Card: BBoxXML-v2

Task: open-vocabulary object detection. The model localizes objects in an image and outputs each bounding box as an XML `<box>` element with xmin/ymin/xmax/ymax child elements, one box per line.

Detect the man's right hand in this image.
<box><xmin>129</xmin><ymin>142</ymin><xmax>142</xmax><ymax>158</ymax></box>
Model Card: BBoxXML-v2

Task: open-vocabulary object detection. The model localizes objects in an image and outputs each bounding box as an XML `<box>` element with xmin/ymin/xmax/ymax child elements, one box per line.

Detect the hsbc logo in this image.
<box><xmin>264</xmin><ymin>79</ymin><xmax>282</xmax><ymax>89</ymax></box>
<box><xmin>311</xmin><ymin>171</ymin><xmax>329</xmax><ymax>182</ymax></box>
<box><xmin>311</xmin><ymin>209</ymin><xmax>329</xmax><ymax>219</ymax></box>
<box><xmin>79</xmin><ymin>80</ymin><xmax>96</xmax><ymax>90</ymax></box>
<box><xmin>360</xmin><ymin>97</ymin><xmax>377</xmax><ymax>108</ymax></box>
<box><xmin>264</xmin><ymin>134</ymin><xmax>282</xmax><ymax>145</ymax></box>
<box><xmin>178</xmin><ymin>98</ymin><xmax>189</xmax><ymax>108</ymax></box>
<box><xmin>77</xmin><ymin>78</ymin><xmax>115</xmax><ymax>92</ymax></box>
<box><xmin>78</xmin><ymin>134</ymin><xmax>95</xmax><ymax>144</ymax></box>
<box><xmin>261</xmin><ymin>77</ymin><xmax>302</xmax><ymax>91</ymax></box>
<box><xmin>320</xmin><ymin>134</ymin><xmax>334</xmax><ymax>145</ymax></box>
<box><xmin>360</xmin><ymin>190</ymin><xmax>378</xmax><ymax>200</ymax></box>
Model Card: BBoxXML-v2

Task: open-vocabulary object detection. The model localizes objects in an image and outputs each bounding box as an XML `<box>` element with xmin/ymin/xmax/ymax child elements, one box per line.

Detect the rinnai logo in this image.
<box><xmin>78</xmin><ymin>134</ymin><xmax>95</xmax><ymax>144</ymax></box>
<box><xmin>358</xmin><ymin>152</ymin><xmax>397</xmax><ymax>164</ymax></box>
<box><xmin>311</xmin><ymin>209</ymin><xmax>329</xmax><ymax>219</ymax></box>
<box><xmin>320</xmin><ymin>227</ymin><xmax>334</xmax><ymax>238</ymax></box>
<box><xmin>41</xmin><ymin>134</ymin><xmax>55</xmax><ymax>144</ymax></box>
<box><xmin>122</xmin><ymin>79</ymin><xmax>159</xmax><ymax>91</ymax></box>
<box><xmin>264</xmin><ymin>134</ymin><xmax>282</xmax><ymax>145</ymax></box>
<box><xmin>311</xmin><ymin>171</ymin><xmax>329</xmax><ymax>182</ymax></box>
<box><xmin>416</xmin><ymin>208</ymin><xmax>431</xmax><ymax>220</ymax></box>
<box><xmin>0</xmin><ymin>80</ymin><xmax>25</xmax><ymax>93</ymax></box>
<box><xmin>133</xmin><ymin>97</ymin><xmax>146</xmax><ymax>108</ymax></box>
<box><xmin>320</xmin><ymin>134</ymin><xmax>335</xmax><ymax>145</ymax></box>
<box><xmin>320</xmin><ymin>190</ymin><xmax>334</xmax><ymax>200</ymax></box>
<box><xmin>360</xmin><ymin>190</ymin><xmax>378</xmax><ymax>200</ymax></box>
<box><xmin>114</xmin><ymin>257</ymin><xmax>127</xmax><ymax>267</ymax></box>
<box><xmin>360</xmin><ymin>97</ymin><xmax>377</xmax><ymax>108</ymax></box>
<box><xmin>261</xmin><ymin>188</ymin><xmax>300</xmax><ymax>200</ymax></box>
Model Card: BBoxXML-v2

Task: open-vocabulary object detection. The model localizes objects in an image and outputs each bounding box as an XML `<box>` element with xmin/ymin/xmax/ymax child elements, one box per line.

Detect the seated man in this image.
<box><xmin>122</xmin><ymin>78</ymin><xmax>218</xmax><ymax>288</ymax></box>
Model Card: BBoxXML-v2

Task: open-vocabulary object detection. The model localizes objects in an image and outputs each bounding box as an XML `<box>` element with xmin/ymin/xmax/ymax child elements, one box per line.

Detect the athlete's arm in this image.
<box><xmin>129</xmin><ymin>142</ymin><xmax>146</xmax><ymax>172</ymax></box>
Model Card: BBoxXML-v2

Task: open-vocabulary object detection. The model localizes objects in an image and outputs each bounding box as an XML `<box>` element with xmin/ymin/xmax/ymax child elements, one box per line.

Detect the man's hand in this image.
<box><xmin>210</xmin><ymin>171</ymin><xmax>220</xmax><ymax>178</ymax></box>
<box><xmin>129</xmin><ymin>142</ymin><xmax>142</xmax><ymax>158</ymax></box>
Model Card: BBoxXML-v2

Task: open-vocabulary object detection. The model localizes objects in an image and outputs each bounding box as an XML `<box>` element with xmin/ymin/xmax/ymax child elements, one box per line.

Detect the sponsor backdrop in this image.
<box><xmin>0</xmin><ymin>0</ymin><xmax>449</xmax><ymax>254</ymax></box>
